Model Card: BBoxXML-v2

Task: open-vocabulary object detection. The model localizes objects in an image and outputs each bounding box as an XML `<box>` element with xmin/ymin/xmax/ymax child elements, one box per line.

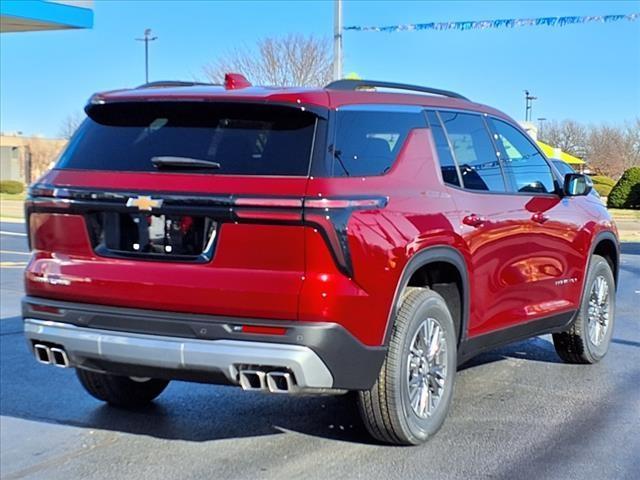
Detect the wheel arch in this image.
<box><xmin>383</xmin><ymin>246</ymin><xmax>470</xmax><ymax>347</ymax></box>
<box><xmin>589</xmin><ymin>230</ymin><xmax>620</xmax><ymax>287</ymax></box>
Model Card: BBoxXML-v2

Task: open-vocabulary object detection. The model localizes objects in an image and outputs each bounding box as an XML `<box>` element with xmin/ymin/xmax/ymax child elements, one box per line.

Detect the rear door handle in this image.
<box><xmin>463</xmin><ymin>214</ymin><xmax>487</xmax><ymax>228</ymax></box>
<box><xmin>531</xmin><ymin>212</ymin><xmax>549</xmax><ymax>224</ymax></box>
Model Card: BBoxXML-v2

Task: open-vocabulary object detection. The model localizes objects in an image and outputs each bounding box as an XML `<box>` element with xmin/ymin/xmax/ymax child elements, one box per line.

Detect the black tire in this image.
<box><xmin>553</xmin><ymin>255</ymin><xmax>616</xmax><ymax>364</ymax></box>
<box><xmin>358</xmin><ymin>287</ymin><xmax>457</xmax><ymax>445</ymax></box>
<box><xmin>76</xmin><ymin>369</ymin><xmax>169</xmax><ymax>408</ymax></box>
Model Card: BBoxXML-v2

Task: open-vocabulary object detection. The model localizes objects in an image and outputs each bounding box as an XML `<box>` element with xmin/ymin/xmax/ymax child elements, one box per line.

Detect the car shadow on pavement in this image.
<box><xmin>2</xmin><ymin>310</ymin><xmax>570</xmax><ymax>445</ymax></box>
<box><xmin>1</xmin><ymin>315</ymin><xmax>375</xmax><ymax>444</ymax></box>
<box><xmin>459</xmin><ymin>335</ymin><xmax>563</xmax><ymax>371</ymax></box>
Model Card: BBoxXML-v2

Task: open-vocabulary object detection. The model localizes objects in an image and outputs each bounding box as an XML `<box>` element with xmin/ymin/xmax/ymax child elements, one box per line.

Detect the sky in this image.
<box><xmin>1</xmin><ymin>0</ymin><xmax>639</xmax><ymax>138</ymax></box>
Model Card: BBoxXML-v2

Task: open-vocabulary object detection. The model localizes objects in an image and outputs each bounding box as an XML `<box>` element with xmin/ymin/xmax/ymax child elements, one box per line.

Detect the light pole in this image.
<box><xmin>333</xmin><ymin>0</ymin><xmax>343</xmax><ymax>80</ymax></box>
<box><xmin>524</xmin><ymin>90</ymin><xmax>537</xmax><ymax>122</ymax></box>
<box><xmin>136</xmin><ymin>28</ymin><xmax>157</xmax><ymax>84</ymax></box>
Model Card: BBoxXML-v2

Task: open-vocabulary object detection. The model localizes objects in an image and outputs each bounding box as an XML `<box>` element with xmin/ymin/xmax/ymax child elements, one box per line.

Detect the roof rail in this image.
<box><xmin>136</xmin><ymin>80</ymin><xmax>220</xmax><ymax>89</ymax></box>
<box><xmin>325</xmin><ymin>79</ymin><xmax>470</xmax><ymax>101</ymax></box>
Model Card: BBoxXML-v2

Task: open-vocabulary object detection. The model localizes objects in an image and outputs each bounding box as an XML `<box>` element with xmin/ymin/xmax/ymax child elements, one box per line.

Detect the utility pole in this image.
<box><xmin>537</xmin><ymin>117</ymin><xmax>547</xmax><ymax>139</ymax></box>
<box><xmin>136</xmin><ymin>28</ymin><xmax>157</xmax><ymax>84</ymax></box>
<box><xmin>524</xmin><ymin>90</ymin><xmax>537</xmax><ymax>122</ymax></box>
<box><xmin>333</xmin><ymin>0</ymin><xmax>343</xmax><ymax>80</ymax></box>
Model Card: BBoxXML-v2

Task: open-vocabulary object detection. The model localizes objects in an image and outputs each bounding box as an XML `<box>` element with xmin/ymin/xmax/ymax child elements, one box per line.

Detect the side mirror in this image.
<box><xmin>563</xmin><ymin>173</ymin><xmax>593</xmax><ymax>196</ymax></box>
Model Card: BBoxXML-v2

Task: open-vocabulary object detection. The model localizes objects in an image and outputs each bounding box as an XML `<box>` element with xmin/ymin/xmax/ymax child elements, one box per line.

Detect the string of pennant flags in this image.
<box><xmin>344</xmin><ymin>13</ymin><xmax>640</xmax><ymax>33</ymax></box>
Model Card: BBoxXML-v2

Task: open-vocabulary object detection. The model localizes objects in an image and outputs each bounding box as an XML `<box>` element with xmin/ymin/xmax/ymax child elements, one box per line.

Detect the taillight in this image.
<box><xmin>303</xmin><ymin>196</ymin><xmax>388</xmax><ymax>277</ymax></box>
<box><xmin>304</xmin><ymin>197</ymin><xmax>387</xmax><ymax>209</ymax></box>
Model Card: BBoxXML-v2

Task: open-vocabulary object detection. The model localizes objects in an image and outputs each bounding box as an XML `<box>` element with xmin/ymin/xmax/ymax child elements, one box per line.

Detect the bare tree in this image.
<box><xmin>203</xmin><ymin>34</ymin><xmax>333</xmax><ymax>87</ymax></box>
<box><xmin>623</xmin><ymin>118</ymin><xmax>640</xmax><ymax>170</ymax></box>
<box><xmin>540</xmin><ymin>120</ymin><xmax>589</xmax><ymax>159</ymax></box>
<box><xmin>541</xmin><ymin>118</ymin><xmax>640</xmax><ymax>178</ymax></box>
<box><xmin>25</xmin><ymin>137</ymin><xmax>67</xmax><ymax>181</ymax></box>
<box><xmin>586</xmin><ymin>125</ymin><xmax>624</xmax><ymax>176</ymax></box>
<box><xmin>58</xmin><ymin>112</ymin><xmax>85</xmax><ymax>140</ymax></box>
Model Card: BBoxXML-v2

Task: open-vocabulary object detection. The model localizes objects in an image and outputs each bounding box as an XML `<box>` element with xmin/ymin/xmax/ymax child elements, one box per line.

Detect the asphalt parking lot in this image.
<box><xmin>1</xmin><ymin>219</ymin><xmax>639</xmax><ymax>480</ymax></box>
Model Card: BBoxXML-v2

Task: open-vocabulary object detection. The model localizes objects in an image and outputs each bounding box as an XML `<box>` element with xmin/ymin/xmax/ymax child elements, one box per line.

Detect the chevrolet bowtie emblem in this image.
<box><xmin>126</xmin><ymin>196</ymin><xmax>163</xmax><ymax>211</ymax></box>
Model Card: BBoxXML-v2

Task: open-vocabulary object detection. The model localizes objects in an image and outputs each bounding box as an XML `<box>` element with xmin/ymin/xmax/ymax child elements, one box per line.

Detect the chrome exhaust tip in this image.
<box><xmin>49</xmin><ymin>347</ymin><xmax>70</xmax><ymax>368</ymax></box>
<box><xmin>266</xmin><ymin>371</ymin><xmax>294</xmax><ymax>393</ymax></box>
<box><xmin>238</xmin><ymin>369</ymin><xmax>267</xmax><ymax>391</ymax></box>
<box><xmin>33</xmin><ymin>344</ymin><xmax>52</xmax><ymax>365</ymax></box>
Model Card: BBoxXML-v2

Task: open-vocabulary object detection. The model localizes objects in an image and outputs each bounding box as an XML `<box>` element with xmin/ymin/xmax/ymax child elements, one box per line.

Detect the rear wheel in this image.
<box><xmin>76</xmin><ymin>369</ymin><xmax>169</xmax><ymax>408</ymax></box>
<box><xmin>358</xmin><ymin>287</ymin><xmax>457</xmax><ymax>445</ymax></box>
<box><xmin>553</xmin><ymin>255</ymin><xmax>616</xmax><ymax>364</ymax></box>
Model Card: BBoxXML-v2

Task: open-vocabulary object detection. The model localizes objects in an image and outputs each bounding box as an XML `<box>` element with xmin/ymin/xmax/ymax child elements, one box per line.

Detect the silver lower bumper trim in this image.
<box><xmin>24</xmin><ymin>319</ymin><xmax>334</xmax><ymax>388</ymax></box>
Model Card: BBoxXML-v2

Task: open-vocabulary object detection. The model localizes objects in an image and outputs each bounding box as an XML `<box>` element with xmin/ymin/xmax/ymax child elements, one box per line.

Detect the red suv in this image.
<box><xmin>23</xmin><ymin>76</ymin><xmax>619</xmax><ymax>445</ymax></box>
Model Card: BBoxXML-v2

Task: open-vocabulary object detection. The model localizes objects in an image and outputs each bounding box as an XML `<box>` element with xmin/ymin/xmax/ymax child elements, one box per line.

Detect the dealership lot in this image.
<box><xmin>1</xmin><ymin>220</ymin><xmax>639</xmax><ymax>479</ymax></box>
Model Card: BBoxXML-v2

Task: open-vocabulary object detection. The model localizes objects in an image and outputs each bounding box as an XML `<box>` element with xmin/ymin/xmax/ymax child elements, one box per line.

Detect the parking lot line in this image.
<box><xmin>0</xmin><ymin>262</ymin><xmax>27</xmax><ymax>268</ymax></box>
<box><xmin>0</xmin><ymin>250</ymin><xmax>30</xmax><ymax>256</ymax></box>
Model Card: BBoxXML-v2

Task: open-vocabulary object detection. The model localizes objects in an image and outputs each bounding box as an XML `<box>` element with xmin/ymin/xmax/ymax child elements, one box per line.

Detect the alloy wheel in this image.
<box><xmin>587</xmin><ymin>275</ymin><xmax>611</xmax><ymax>346</ymax></box>
<box><xmin>406</xmin><ymin>317</ymin><xmax>448</xmax><ymax>418</ymax></box>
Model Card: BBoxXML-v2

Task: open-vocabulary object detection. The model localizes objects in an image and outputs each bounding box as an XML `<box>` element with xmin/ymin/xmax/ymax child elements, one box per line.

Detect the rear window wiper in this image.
<box><xmin>151</xmin><ymin>156</ymin><xmax>221</xmax><ymax>170</ymax></box>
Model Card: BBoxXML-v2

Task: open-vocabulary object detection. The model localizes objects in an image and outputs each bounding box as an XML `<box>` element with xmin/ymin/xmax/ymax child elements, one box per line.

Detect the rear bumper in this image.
<box><xmin>24</xmin><ymin>319</ymin><xmax>333</xmax><ymax>389</ymax></box>
<box><xmin>22</xmin><ymin>296</ymin><xmax>386</xmax><ymax>390</ymax></box>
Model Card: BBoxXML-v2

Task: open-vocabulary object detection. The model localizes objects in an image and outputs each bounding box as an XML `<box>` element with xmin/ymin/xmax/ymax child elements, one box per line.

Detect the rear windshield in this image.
<box><xmin>57</xmin><ymin>102</ymin><xmax>317</xmax><ymax>176</ymax></box>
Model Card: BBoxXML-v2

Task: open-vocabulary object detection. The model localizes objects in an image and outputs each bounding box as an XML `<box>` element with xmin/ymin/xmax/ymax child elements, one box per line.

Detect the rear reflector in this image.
<box><xmin>29</xmin><ymin>304</ymin><xmax>62</xmax><ymax>315</ymax></box>
<box><xmin>241</xmin><ymin>325</ymin><xmax>287</xmax><ymax>336</ymax></box>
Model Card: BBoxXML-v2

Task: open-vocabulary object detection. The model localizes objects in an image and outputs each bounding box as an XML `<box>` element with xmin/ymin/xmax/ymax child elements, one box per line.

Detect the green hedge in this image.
<box><xmin>0</xmin><ymin>180</ymin><xmax>25</xmax><ymax>195</ymax></box>
<box><xmin>591</xmin><ymin>175</ymin><xmax>616</xmax><ymax>187</ymax></box>
<box><xmin>607</xmin><ymin>167</ymin><xmax>640</xmax><ymax>209</ymax></box>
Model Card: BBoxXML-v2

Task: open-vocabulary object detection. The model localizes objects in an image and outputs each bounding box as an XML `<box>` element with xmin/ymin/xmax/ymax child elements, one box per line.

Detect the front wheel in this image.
<box><xmin>358</xmin><ymin>287</ymin><xmax>457</xmax><ymax>445</ymax></box>
<box><xmin>553</xmin><ymin>254</ymin><xmax>616</xmax><ymax>364</ymax></box>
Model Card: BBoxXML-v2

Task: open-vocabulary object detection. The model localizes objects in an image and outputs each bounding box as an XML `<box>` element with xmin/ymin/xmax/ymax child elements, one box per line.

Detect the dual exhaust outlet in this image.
<box><xmin>33</xmin><ymin>344</ymin><xmax>296</xmax><ymax>393</ymax></box>
<box><xmin>238</xmin><ymin>369</ymin><xmax>296</xmax><ymax>394</ymax></box>
<box><xmin>33</xmin><ymin>343</ymin><xmax>70</xmax><ymax>368</ymax></box>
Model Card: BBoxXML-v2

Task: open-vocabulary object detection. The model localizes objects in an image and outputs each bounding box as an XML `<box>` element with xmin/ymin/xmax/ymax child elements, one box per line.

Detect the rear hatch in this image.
<box><xmin>26</xmin><ymin>100</ymin><xmax>323</xmax><ymax>320</ymax></box>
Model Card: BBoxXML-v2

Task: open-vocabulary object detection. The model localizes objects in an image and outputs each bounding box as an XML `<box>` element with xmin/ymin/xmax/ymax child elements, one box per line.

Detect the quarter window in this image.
<box><xmin>331</xmin><ymin>110</ymin><xmax>426</xmax><ymax>176</ymax></box>
<box><xmin>490</xmin><ymin>119</ymin><xmax>556</xmax><ymax>194</ymax></box>
<box><xmin>439</xmin><ymin>112</ymin><xmax>506</xmax><ymax>192</ymax></box>
<box><xmin>426</xmin><ymin>111</ymin><xmax>460</xmax><ymax>186</ymax></box>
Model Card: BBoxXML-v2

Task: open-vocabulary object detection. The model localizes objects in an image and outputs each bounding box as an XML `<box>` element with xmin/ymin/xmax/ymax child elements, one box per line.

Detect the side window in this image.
<box><xmin>439</xmin><ymin>111</ymin><xmax>506</xmax><ymax>192</ymax></box>
<box><xmin>426</xmin><ymin>111</ymin><xmax>460</xmax><ymax>187</ymax></box>
<box><xmin>331</xmin><ymin>110</ymin><xmax>426</xmax><ymax>176</ymax></box>
<box><xmin>490</xmin><ymin>119</ymin><xmax>556</xmax><ymax>194</ymax></box>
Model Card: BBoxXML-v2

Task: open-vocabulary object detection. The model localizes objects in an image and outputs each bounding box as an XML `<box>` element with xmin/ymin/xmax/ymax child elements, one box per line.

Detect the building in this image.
<box><xmin>1</xmin><ymin>134</ymin><xmax>67</xmax><ymax>184</ymax></box>
<box><xmin>1</xmin><ymin>1</ymin><xmax>93</xmax><ymax>33</ymax></box>
<box><xmin>1</xmin><ymin>1</ymin><xmax>92</xmax><ymax>184</ymax></box>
